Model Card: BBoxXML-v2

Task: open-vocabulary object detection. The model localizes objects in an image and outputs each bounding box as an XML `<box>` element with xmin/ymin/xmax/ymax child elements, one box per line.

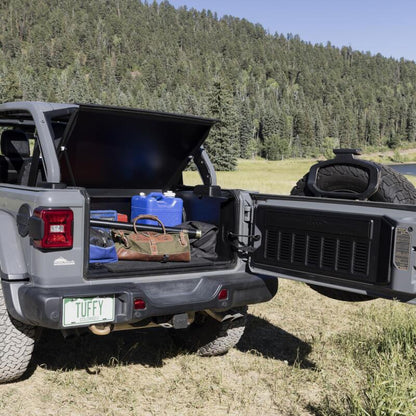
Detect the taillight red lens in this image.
<box><xmin>33</xmin><ymin>208</ymin><xmax>74</xmax><ymax>249</ymax></box>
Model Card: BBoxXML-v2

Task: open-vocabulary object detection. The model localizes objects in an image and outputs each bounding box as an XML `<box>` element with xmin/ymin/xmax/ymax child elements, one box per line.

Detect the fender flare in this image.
<box><xmin>0</xmin><ymin>210</ymin><xmax>28</xmax><ymax>280</ymax></box>
<box><xmin>0</xmin><ymin>211</ymin><xmax>29</xmax><ymax>323</ymax></box>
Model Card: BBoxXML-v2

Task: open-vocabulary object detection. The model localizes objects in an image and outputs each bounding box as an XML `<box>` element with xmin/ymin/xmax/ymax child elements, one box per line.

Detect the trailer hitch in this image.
<box><xmin>306</xmin><ymin>148</ymin><xmax>382</xmax><ymax>200</ymax></box>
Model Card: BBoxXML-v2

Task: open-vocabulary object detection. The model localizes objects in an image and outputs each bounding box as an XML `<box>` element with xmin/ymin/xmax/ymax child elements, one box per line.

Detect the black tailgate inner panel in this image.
<box><xmin>252</xmin><ymin>206</ymin><xmax>395</xmax><ymax>284</ymax></box>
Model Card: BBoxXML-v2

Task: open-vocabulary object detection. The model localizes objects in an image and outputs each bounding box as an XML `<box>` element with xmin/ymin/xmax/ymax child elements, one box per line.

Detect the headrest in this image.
<box><xmin>1</xmin><ymin>130</ymin><xmax>30</xmax><ymax>158</ymax></box>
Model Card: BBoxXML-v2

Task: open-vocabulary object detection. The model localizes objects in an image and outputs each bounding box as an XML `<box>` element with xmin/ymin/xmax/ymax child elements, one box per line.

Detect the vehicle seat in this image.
<box><xmin>0</xmin><ymin>130</ymin><xmax>30</xmax><ymax>183</ymax></box>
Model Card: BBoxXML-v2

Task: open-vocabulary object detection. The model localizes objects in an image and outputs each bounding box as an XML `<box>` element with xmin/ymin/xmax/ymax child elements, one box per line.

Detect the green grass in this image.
<box><xmin>184</xmin><ymin>158</ymin><xmax>315</xmax><ymax>194</ymax></box>
<box><xmin>315</xmin><ymin>303</ymin><xmax>416</xmax><ymax>416</ymax></box>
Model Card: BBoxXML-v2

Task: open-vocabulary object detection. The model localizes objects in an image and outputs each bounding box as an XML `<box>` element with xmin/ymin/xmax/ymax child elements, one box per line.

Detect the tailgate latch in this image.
<box><xmin>228</xmin><ymin>232</ymin><xmax>260</xmax><ymax>254</ymax></box>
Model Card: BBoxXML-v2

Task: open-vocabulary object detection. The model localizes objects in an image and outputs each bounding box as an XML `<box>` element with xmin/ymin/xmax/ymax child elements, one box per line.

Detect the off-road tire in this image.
<box><xmin>291</xmin><ymin>162</ymin><xmax>416</xmax><ymax>301</ymax></box>
<box><xmin>171</xmin><ymin>307</ymin><xmax>247</xmax><ymax>356</ymax></box>
<box><xmin>0</xmin><ymin>285</ymin><xmax>37</xmax><ymax>383</ymax></box>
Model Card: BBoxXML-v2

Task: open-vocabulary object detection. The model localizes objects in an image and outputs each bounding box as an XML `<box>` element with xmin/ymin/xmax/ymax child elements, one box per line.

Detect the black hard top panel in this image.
<box><xmin>59</xmin><ymin>104</ymin><xmax>216</xmax><ymax>189</ymax></box>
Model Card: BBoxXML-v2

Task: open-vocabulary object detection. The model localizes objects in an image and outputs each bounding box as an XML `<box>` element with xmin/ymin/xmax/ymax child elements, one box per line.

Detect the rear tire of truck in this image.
<box><xmin>171</xmin><ymin>307</ymin><xmax>247</xmax><ymax>356</ymax></box>
<box><xmin>0</xmin><ymin>285</ymin><xmax>37</xmax><ymax>383</ymax></box>
<box><xmin>291</xmin><ymin>162</ymin><xmax>416</xmax><ymax>302</ymax></box>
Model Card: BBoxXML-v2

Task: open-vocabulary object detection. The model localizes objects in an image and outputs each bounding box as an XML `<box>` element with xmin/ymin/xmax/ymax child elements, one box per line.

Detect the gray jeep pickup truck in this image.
<box><xmin>1</xmin><ymin>101</ymin><xmax>416</xmax><ymax>383</ymax></box>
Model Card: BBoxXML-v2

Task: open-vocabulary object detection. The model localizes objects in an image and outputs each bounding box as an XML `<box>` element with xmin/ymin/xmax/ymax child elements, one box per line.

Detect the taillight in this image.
<box><xmin>33</xmin><ymin>208</ymin><xmax>73</xmax><ymax>249</ymax></box>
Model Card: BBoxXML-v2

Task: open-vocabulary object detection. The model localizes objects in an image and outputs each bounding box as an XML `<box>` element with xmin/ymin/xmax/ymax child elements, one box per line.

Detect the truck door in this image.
<box><xmin>249</xmin><ymin>194</ymin><xmax>416</xmax><ymax>303</ymax></box>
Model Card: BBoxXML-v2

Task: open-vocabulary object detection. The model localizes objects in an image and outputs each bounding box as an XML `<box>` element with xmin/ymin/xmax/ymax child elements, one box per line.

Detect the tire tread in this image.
<box><xmin>0</xmin><ymin>287</ymin><xmax>36</xmax><ymax>383</ymax></box>
<box><xmin>172</xmin><ymin>308</ymin><xmax>247</xmax><ymax>357</ymax></box>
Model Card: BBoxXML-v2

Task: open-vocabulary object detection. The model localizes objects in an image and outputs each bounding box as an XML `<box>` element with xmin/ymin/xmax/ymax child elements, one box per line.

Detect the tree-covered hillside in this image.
<box><xmin>1</xmin><ymin>0</ymin><xmax>416</xmax><ymax>169</ymax></box>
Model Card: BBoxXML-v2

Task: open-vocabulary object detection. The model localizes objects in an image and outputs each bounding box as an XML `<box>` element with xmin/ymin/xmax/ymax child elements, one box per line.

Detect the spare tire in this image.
<box><xmin>291</xmin><ymin>162</ymin><xmax>416</xmax><ymax>301</ymax></box>
<box><xmin>171</xmin><ymin>307</ymin><xmax>247</xmax><ymax>356</ymax></box>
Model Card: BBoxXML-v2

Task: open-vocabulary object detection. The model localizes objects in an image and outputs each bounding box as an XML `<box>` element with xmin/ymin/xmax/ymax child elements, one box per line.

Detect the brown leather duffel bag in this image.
<box><xmin>112</xmin><ymin>215</ymin><xmax>190</xmax><ymax>262</ymax></box>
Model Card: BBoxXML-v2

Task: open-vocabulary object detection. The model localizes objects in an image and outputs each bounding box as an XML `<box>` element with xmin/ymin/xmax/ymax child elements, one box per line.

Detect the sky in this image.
<box><xmin>160</xmin><ymin>0</ymin><xmax>416</xmax><ymax>62</ymax></box>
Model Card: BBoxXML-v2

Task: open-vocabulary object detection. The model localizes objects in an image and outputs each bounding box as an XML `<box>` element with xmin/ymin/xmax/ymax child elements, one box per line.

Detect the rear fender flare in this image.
<box><xmin>0</xmin><ymin>211</ymin><xmax>28</xmax><ymax>280</ymax></box>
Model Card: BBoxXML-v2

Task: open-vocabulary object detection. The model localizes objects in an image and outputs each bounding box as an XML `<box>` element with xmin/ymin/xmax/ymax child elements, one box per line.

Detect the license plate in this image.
<box><xmin>63</xmin><ymin>296</ymin><xmax>115</xmax><ymax>327</ymax></box>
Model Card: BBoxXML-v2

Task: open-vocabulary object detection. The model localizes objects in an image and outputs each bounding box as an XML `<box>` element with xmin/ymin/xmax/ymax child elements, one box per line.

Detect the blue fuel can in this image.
<box><xmin>131</xmin><ymin>192</ymin><xmax>183</xmax><ymax>226</ymax></box>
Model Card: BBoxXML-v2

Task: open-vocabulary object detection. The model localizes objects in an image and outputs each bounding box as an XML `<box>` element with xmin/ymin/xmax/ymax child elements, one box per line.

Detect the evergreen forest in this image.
<box><xmin>1</xmin><ymin>0</ymin><xmax>416</xmax><ymax>169</ymax></box>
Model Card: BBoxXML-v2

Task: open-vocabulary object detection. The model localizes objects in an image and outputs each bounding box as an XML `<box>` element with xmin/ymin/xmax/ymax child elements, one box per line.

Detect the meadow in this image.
<box><xmin>0</xmin><ymin>158</ymin><xmax>415</xmax><ymax>416</ymax></box>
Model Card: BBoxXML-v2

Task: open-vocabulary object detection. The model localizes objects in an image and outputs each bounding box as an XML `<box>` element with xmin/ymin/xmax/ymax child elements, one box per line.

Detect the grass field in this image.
<box><xmin>1</xmin><ymin>158</ymin><xmax>415</xmax><ymax>416</ymax></box>
<box><xmin>183</xmin><ymin>158</ymin><xmax>316</xmax><ymax>194</ymax></box>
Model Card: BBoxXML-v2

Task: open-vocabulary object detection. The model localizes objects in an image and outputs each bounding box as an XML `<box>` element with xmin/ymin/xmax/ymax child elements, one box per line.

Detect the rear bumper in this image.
<box><xmin>2</xmin><ymin>272</ymin><xmax>278</xmax><ymax>329</ymax></box>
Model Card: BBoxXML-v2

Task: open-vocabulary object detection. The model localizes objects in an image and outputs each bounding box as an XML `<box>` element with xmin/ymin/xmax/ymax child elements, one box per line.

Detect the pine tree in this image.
<box><xmin>406</xmin><ymin>103</ymin><xmax>416</xmax><ymax>142</ymax></box>
<box><xmin>204</xmin><ymin>80</ymin><xmax>239</xmax><ymax>171</ymax></box>
<box><xmin>259</xmin><ymin>108</ymin><xmax>279</xmax><ymax>159</ymax></box>
<box><xmin>239</xmin><ymin>100</ymin><xmax>252</xmax><ymax>158</ymax></box>
<box><xmin>0</xmin><ymin>70</ymin><xmax>22</xmax><ymax>102</ymax></box>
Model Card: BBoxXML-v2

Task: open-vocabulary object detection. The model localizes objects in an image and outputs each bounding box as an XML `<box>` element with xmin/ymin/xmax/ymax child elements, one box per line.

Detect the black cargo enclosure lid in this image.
<box><xmin>59</xmin><ymin>104</ymin><xmax>216</xmax><ymax>189</ymax></box>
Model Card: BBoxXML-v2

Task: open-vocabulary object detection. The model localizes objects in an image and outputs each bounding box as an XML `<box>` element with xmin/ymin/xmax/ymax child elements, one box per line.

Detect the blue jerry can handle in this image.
<box><xmin>147</xmin><ymin>192</ymin><xmax>165</xmax><ymax>200</ymax></box>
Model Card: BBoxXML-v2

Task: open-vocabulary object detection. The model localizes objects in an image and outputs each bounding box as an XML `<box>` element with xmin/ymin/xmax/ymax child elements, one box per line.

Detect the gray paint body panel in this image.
<box><xmin>0</xmin><ymin>185</ymin><xmax>85</xmax><ymax>286</ymax></box>
<box><xmin>0</xmin><ymin>101</ymin><xmax>78</xmax><ymax>183</ymax></box>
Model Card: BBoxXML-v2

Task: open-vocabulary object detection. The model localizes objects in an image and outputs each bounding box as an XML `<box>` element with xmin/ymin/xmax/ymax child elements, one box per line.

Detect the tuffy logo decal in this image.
<box><xmin>53</xmin><ymin>257</ymin><xmax>75</xmax><ymax>266</ymax></box>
